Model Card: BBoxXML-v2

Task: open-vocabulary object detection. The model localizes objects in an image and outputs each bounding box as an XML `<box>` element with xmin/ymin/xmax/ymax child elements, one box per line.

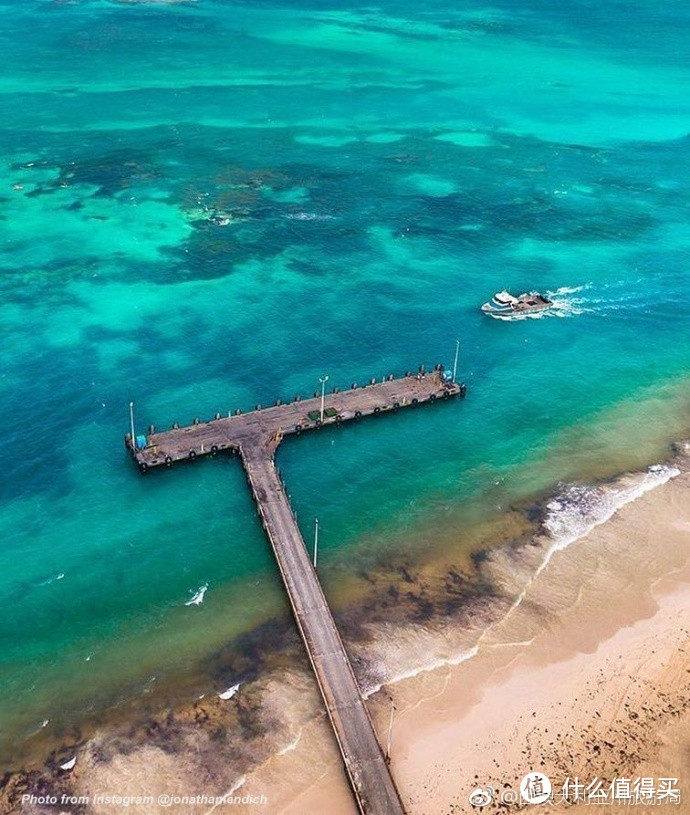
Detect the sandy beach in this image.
<box><xmin>238</xmin><ymin>454</ymin><xmax>690</xmax><ymax>815</ymax></box>
<box><xmin>3</xmin><ymin>448</ymin><xmax>689</xmax><ymax>815</ymax></box>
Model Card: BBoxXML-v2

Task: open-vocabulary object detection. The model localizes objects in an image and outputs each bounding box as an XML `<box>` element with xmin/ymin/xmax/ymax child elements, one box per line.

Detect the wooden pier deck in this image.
<box><xmin>126</xmin><ymin>367</ymin><xmax>466</xmax><ymax>815</ymax></box>
<box><xmin>242</xmin><ymin>447</ymin><xmax>406</xmax><ymax>815</ymax></box>
<box><xmin>128</xmin><ymin>368</ymin><xmax>464</xmax><ymax>472</ymax></box>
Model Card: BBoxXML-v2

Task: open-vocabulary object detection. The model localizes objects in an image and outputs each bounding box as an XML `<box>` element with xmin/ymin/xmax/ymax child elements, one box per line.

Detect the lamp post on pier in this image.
<box><xmin>129</xmin><ymin>401</ymin><xmax>136</xmax><ymax>451</ymax></box>
<box><xmin>319</xmin><ymin>375</ymin><xmax>329</xmax><ymax>422</ymax></box>
<box><xmin>452</xmin><ymin>339</ymin><xmax>460</xmax><ymax>384</ymax></box>
<box><xmin>386</xmin><ymin>695</ymin><xmax>396</xmax><ymax>763</ymax></box>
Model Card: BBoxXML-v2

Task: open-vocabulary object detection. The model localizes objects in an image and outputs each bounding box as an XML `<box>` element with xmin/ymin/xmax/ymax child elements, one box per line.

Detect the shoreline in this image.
<box><xmin>393</xmin><ymin>466</ymin><xmax>690</xmax><ymax>814</ymax></box>
<box><xmin>2</xmin><ymin>443</ymin><xmax>689</xmax><ymax>814</ymax></box>
<box><xmin>243</xmin><ymin>449</ymin><xmax>690</xmax><ymax>815</ymax></box>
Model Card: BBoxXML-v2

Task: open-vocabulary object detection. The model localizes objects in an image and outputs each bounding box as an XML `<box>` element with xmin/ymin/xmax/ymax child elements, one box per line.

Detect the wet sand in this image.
<box><xmin>2</xmin><ymin>448</ymin><xmax>689</xmax><ymax>814</ymax></box>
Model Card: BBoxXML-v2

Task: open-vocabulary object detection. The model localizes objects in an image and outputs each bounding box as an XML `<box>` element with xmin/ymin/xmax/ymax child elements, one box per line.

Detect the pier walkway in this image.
<box><xmin>242</xmin><ymin>446</ymin><xmax>406</xmax><ymax>815</ymax></box>
<box><xmin>128</xmin><ymin>368</ymin><xmax>464</xmax><ymax>472</ymax></box>
<box><xmin>127</xmin><ymin>367</ymin><xmax>466</xmax><ymax>815</ymax></box>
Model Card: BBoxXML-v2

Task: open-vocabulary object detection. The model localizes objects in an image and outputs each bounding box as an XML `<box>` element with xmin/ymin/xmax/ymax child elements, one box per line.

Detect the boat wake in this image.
<box><xmin>486</xmin><ymin>279</ymin><xmax>677</xmax><ymax>321</ymax></box>
<box><xmin>567</xmin><ymin>277</ymin><xmax>676</xmax><ymax>318</ymax></box>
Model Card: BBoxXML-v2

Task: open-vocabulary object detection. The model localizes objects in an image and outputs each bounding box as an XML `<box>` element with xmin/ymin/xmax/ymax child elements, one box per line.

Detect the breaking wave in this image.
<box><xmin>185</xmin><ymin>583</ymin><xmax>208</xmax><ymax>606</ymax></box>
<box><xmin>504</xmin><ymin>463</ymin><xmax>681</xmax><ymax>618</ymax></box>
<box><xmin>539</xmin><ymin>464</ymin><xmax>680</xmax><ymax>575</ymax></box>
<box><xmin>362</xmin><ymin>645</ymin><xmax>479</xmax><ymax>698</ymax></box>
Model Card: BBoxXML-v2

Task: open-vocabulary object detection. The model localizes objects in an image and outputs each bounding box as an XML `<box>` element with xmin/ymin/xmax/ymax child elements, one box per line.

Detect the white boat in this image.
<box><xmin>481</xmin><ymin>290</ymin><xmax>553</xmax><ymax>315</ymax></box>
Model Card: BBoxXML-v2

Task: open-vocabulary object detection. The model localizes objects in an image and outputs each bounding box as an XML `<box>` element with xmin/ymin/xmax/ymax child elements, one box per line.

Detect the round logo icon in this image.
<box><xmin>468</xmin><ymin>786</ymin><xmax>495</xmax><ymax>808</ymax></box>
<box><xmin>520</xmin><ymin>772</ymin><xmax>552</xmax><ymax>804</ymax></box>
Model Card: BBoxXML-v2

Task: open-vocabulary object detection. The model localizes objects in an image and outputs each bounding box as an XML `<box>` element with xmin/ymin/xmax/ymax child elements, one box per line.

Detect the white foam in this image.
<box><xmin>284</xmin><ymin>212</ymin><xmax>335</xmax><ymax>221</ymax></box>
<box><xmin>548</xmin><ymin>284</ymin><xmax>589</xmax><ymax>296</ymax></box>
<box><xmin>226</xmin><ymin>775</ymin><xmax>246</xmax><ymax>795</ymax></box>
<box><xmin>202</xmin><ymin>776</ymin><xmax>246</xmax><ymax>815</ymax></box>
<box><xmin>486</xmin><ymin>299</ymin><xmax>588</xmax><ymax>320</ymax></box>
<box><xmin>487</xmin><ymin>638</ymin><xmax>535</xmax><ymax>649</ymax></box>
<box><xmin>505</xmin><ymin>464</ymin><xmax>681</xmax><ymax>619</ymax></box>
<box><xmin>185</xmin><ymin>583</ymin><xmax>208</xmax><ymax>606</ymax></box>
<box><xmin>363</xmin><ymin>645</ymin><xmax>479</xmax><ymax>698</ymax></box>
<box><xmin>38</xmin><ymin>572</ymin><xmax>66</xmax><ymax>587</ymax></box>
<box><xmin>560</xmin><ymin>279</ymin><xmax>670</xmax><ymax>318</ymax></box>
<box><xmin>218</xmin><ymin>683</ymin><xmax>240</xmax><ymax>700</ymax></box>
<box><xmin>277</xmin><ymin>730</ymin><xmax>302</xmax><ymax>756</ymax></box>
<box><xmin>540</xmin><ymin>464</ymin><xmax>680</xmax><ymax>576</ymax></box>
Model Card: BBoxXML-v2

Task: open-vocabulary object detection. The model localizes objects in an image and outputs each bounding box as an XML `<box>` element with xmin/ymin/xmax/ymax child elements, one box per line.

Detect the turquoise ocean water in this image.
<box><xmin>1</xmin><ymin>0</ymin><xmax>690</xmax><ymax>764</ymax></box>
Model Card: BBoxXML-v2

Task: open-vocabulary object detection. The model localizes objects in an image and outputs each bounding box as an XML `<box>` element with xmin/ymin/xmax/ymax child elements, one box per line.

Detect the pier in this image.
<box><xmin>126</xmin><ymin>366</ymin><xmax>466</xmax><ymax>815</ymax></box>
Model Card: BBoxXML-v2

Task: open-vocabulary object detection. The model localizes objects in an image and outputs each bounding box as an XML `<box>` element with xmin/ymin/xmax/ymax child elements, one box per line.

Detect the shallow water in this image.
<box><xmin>1</xmin><ymin>0</ymin><xmax>690</xmax><ymax>763</ymax></box>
